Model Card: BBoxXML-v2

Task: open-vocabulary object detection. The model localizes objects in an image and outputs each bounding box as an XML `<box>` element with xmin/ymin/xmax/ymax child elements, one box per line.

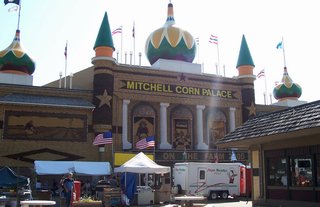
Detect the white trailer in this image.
<box><xmin>173</xmin><ymin>162</ymin><xmax>246</xmax><ymax>200</ymax></box>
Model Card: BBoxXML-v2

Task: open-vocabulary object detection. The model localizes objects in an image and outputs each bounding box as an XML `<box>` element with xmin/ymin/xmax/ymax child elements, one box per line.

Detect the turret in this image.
<box><xmin>92</xmin><ymin>12</ymin><xmax>115</xmax><ymax>61</ymax></box>
<box><xmin>0</xmin><ymin>30</ymin><xmax>35</xmax><ymax>75</ymax></box>
<box><xmin>92</xmin><ymin>12</ymin><xmax>117</xmax><ymax>160</ymax></box>
<box><xmin>236</xmin><ymin>35</ymin><xmax>256</xmax><ymax>121</ymax></box>
<box><xmin>145</xmin><ymin>2</ymin><xmax>196</xmax><ymax>65</ymax></box>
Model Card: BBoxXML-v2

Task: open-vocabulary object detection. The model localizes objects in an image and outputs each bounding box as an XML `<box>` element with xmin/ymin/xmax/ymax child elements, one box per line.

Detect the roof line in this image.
<box><xmin>0</xmin><ymin>101</ymin><xmax>95</xmax><ymax>109</ymax></box>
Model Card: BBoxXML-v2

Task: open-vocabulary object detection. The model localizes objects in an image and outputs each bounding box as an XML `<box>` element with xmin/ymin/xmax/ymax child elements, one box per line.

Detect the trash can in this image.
<box><xmin>74</xmin><ymin>181</ymin><xmax>81</xmax><ymax>201</ymax></box>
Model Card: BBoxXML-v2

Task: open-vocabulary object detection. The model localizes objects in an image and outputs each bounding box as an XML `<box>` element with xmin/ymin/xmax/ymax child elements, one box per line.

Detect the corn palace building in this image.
<box><xmin>0</xmin><ymin>2</ymin><xmax>286</xmax><ymax>178</ymax></box>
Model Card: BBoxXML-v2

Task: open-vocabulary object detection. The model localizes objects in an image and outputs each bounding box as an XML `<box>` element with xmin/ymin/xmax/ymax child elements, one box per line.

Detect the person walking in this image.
<box><xmin>62</xmin><ymin>172</ymin><xmax>75</xmax><ymax>207</ymax></box>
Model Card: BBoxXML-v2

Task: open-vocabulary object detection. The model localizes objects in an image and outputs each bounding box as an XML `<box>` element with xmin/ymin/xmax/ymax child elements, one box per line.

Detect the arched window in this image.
<box><xmin>171</xmin><ymin>106</ymin><xmax>193</xmax><ymax>150</ymax></box>
<box><xmin>132</xmin><ymin>104</ymin><xmax>156</xmax><ymax>149</ymax></box>
<box><xmin>206</xmin><ymin>110</ymin><xmax>226</xmax><ymax>149</ymax></box>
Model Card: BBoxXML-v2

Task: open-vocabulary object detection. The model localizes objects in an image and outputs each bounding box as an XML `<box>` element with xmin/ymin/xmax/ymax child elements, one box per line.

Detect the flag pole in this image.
<box><xmin>17</xmin><ymin>0</ymin><xmax>22</xmax><ymax>30</ymax></box>
<box><xmin>120</xmin><ymin>25</ymin><xmax>123</xmax><ymax>63</ymax></box>
<box><xmin>196</xmin><ymin>38</ymin><xmax>200</xmax><ymax>64</ymax></box>
<box><xmin>133</xmin><ymin>21</ymin><xmax>135</xmax><ymax>65</ymax></box>
<box><xmin>216</xmin><ymin>42</ymin><xmax>220</xmax><ymax>75</ymax></box>
<box><xmin>282</xmin><ymin>37</ymin><xmax>287</xmax><ymax>68</ymax></box>
<box><xmin>153</xmin><ymin>139</ymin><xmax>156</xmax><ymax>162</ymax></box>
<box><xmin>111</xmin><ymin>133</ymin><xmax>114</xmax><ymax>169</ymax></box>
<box><xmin>64</xmin><ymin>41</ymin><xmax>68</xmax><ymax>89</ymax></box>
<box><xmin>264</xmin><ymin>69</ymin><xmax>268</xmax><ymax>105</ymax></box>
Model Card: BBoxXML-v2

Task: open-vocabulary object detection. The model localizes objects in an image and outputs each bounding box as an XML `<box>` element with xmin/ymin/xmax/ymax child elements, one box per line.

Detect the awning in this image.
<box><xmin>34</xmin><ymin>160</ymin><xmax>111</xmax><ymax>175</ymax></box>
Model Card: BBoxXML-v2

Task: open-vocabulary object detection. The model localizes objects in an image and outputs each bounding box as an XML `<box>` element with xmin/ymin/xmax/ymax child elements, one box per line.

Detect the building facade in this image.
<box><xmin>0</xmin><ymin>2</ymin><xmax>284</xmax><ymax>177</ymax></box>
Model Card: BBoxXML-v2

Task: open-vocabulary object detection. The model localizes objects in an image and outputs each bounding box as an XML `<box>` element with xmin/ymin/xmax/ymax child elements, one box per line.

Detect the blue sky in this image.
<box><xmin>1</xmin><ymin>0</ymin><xmax>319</xmax><ymax>105</ymax></box>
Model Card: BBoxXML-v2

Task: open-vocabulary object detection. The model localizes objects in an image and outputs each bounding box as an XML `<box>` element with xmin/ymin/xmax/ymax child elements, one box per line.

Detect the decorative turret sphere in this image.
<box><xmin>145</xmin><ymin>3</ymin><xmax>196</xmax><ymax>65</ymax></box>
<box><xmin>0</xmin><ymin>30</ymin><xmax>35</xmax><ymax>75</ymax></box>
<box><xmin>273</xmin><ymin>67</ymin><xmax>302</xmax><ymax>100</ymax></box>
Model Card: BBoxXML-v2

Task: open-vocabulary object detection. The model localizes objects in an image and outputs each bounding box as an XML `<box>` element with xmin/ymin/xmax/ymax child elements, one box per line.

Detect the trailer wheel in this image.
<box><xmin>209</xmin><ymin>192</ymin><xmax>218</xmax><ymax>200</ymax></box>
<box><xmin>221</xmin><ymin>191</ymin><xmax>229</xmax><ymax>199</ymax></box>
<box><xmin>177</xmin><ymin>184</ymin><xmax>182</xmax><ymax>194</ymax></box>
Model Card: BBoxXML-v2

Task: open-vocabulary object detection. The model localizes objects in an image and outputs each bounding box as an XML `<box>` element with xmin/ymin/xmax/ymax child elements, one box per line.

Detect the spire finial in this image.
<box><xmin>165</xmin><ymin>1</ymin><xmax>175</xmax><ymax>26</ymax></box>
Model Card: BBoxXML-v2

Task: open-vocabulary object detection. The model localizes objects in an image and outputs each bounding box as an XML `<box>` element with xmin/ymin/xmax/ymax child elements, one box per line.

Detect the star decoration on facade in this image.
<box><xmin>178</xmin><ymin>73</ymin><xmax>186</xmax><ymax>82</ymax></box>
<box><xmin>246</xmin><ymin>101</ymin><xmax>256</xmax><ymax>116</ymax></box>
<box><xmin>96</xmin><ymin>89</ymin><xmax>112</xmax><ymax>108</ymax></box>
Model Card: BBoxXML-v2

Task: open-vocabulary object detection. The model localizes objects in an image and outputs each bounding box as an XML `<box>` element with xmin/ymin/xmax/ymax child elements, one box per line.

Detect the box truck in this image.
<box><xmin>173</xmin><ymin>162</ymin><xmax>248</xmax><ymax>200</ymax></box>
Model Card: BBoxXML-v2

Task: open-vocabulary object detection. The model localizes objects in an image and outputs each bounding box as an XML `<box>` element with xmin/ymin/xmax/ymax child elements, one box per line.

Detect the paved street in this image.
<box><xmin>164</xmin><ymin>200</ymin><xmax>253</xmax><ymax>207</ymax></box>
<box><xmin>160</xmin><ymin>197</ymin><xmax>274</xmax><ymax>207</ymax></box>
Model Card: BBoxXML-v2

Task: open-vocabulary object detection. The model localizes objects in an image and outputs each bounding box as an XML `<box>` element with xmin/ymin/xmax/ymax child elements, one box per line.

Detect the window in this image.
<box><xmin>290</xmin><ymin>157</ymin><xmax>312</xmax><ymax>187</ymax></box>
<box><xmin>267</xmin><ymin>157</ymin><xmax>287</xmax><ymax>186</ymax></box>
<box><xmin>171</xmin><ymin>106</ymin><xmax>193</xmax><ymax>149</ymax></box>
<box><xmin>199</xmin><ymin>170</ymin><xmax>205</xmax><ymax>180</ymax></box>
<box><xmin>317</xmin><ymin>154</ymin><xmax>320</xmax><ymax>186</ymax></box>
<box><xmin>132</xmin><ymin>104</ymin><xmax>155</xmax><ymax>149</ymax></box>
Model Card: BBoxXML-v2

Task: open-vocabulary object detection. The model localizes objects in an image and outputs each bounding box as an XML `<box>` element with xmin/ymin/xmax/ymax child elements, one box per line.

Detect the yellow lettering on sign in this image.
<box><xmin>125</xmin><ymin>81</ymin><xmax>234</xmax><ymax>99</ymax></box>
<box><xmin>190</xmin><ymin>87</ymin><xmax>200</xmax><ymax>95</ymax></box>
<box><xmin>143</xmin><ymin>82</ymin><xmax>149</xmax><ymax>91</ymax></box>
<box><xmin>127</xmin><ymin>81</ymin><xmax>135</xmax><ymax>89</ymax></box>
<box><xmin>163</xmin><ymin>152</ymin><xmax>175</xmax><ymax>160</ymax></box>
<box><xmin>150</xmin><ymin>83</ymin><xmax>156</xmax><ymax>91</ymax></box>
<box><xmin>136</xmin><ymin>82</ymin><xmax>143</xmax><ymax>90</ymax></box>
<box><xmin>176</xmin><ymin>86</ymin><xmax>182</xmax><ymax>94</ymax></box>
<box><xmin>227</xmin><ymin>90</ymin><xmax>232</xmax><ymax>98</ymax></box>
<box><xmin>202</xmin><ymin>88</ymin><xmax>212</xmax><ymax>96</ymax></box>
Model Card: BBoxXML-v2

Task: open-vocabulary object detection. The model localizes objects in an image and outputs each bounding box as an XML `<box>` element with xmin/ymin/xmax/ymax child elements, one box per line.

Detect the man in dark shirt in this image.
<box><xmin>63</xmin><ymin>172</ymin><xmax>75</xmax><ymax>207</ymax></box>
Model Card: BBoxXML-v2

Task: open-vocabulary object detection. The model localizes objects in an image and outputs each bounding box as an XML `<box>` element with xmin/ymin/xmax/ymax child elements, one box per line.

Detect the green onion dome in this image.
<box><xmin>0</xmin><ymin>30</ymin><xmax>35</xmax><ymax>75</ymax></box>
<box><xmin>145</xmin><ymin>3</ymin><xmax>196</xmax><ymax>65</ymax></box>
<box><xmin>273</xmin><ymin>67</ymin><xmax>302</xmax><ymax>100</ymax></box>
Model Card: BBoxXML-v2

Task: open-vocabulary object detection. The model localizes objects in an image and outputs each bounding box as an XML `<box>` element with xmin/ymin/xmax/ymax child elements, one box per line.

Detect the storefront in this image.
<box><xmin>217</xmin><ymin>100</ymin><xmax>320</xmax><ymax>207</ymax></box>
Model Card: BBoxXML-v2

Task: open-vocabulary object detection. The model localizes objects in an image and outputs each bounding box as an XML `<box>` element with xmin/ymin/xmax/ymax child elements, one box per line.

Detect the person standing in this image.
<box><xmin>84</xmin><ymin>180</ymin><xmax>91</xmax><ymax>196</ymax></box>
<box><xmin>63</xmin><ymin>172</ymin><xmax>75</xmax><ymax>207</ymax></box>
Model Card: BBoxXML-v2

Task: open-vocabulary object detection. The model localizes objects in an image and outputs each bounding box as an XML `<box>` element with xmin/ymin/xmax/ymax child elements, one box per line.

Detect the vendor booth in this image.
<box><xmin>114</xmin><ymin>152</ymin><xmax>171</xmax><ymax>205</ymax></box>
<box><xmin>34</xmin><ymin>161</ymin><xmax>111</xmax><ymax>207</ymax></box>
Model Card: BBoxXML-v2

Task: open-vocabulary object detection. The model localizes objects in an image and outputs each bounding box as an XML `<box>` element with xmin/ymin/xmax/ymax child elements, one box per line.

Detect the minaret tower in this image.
<box><xmin>236</xmin><ymin>35</ymin><xmax>256</xmax><ymax>122</ymax></box>
<box><xmin>92</xmin><ymin>12</ymin><xmax>115</xmax><ymax>161</ymax></box>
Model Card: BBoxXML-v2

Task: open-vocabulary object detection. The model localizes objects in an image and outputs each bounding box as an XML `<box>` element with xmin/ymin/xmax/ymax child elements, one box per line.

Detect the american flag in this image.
<box><xmin>93</xmin><ymin>131</ymin><xmax>112</xmax><ymax>146</ymax></box>
<box><xmin>209</xmin><ymin>34</ymin><xmax>218</xmax><ymax>45</ymax></box>
<box><xmin>257</xmin><ymin>69</ymin><xmax>265</xmax><ymax>78</ymax></box>
<box><xmin>112</xmin><ymin>26</ymin><xmax>122</xmax><ymax>35</ymax></box>
<box><xmin>136</xmin><ymin>136</ymin><xmax>155</xmax><ymax>149</ymax></box>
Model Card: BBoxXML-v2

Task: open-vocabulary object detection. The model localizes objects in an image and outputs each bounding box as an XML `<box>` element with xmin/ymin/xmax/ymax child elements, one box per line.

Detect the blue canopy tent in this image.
<box><xmin>0</xmin><ymin>166</ymin><xmax>30</xmax><ymax>187</ymax></box>
<box><xmin>34</xmin><ymin>161</ymin><xmax>111</xmax><ymax>175</ymax></box>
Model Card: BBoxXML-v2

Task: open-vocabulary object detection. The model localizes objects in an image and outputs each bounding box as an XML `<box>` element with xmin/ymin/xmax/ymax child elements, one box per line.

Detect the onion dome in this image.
<box><xmin>93</xmin><ymin>12</ymin><xmax>115</xmax><ymax>57</ymax></box>
<box><xmin>145</xmin><ymin>2</ymin><xmax>196</xmax><ymax>65</ymax></box>
<box><xmin>0</xmin><ymin>30</ymin><xmax>35</xmax><ymax>75</ymax></box>
<box><xmin>273</xmin><ymin>67</ymin><xmax>302</xmax><ymax>100</ymax></box>
<box><xmin>236</xmin><ymin>35</ymin><xmax>255</xmax><ymax>76</ymax></box>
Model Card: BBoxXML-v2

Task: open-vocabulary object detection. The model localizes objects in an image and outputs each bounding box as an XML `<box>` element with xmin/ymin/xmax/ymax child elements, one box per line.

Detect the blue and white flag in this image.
<box><xmin>276</xmin><ymin>41</ymin><xmax>283</xmax><ymax>49</ymax></box>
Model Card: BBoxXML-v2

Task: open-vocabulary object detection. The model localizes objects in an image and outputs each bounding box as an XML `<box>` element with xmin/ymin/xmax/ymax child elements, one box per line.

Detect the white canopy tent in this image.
<box><xmin>114</xmin><ymin>152</ymin><xmax>171</xmax><ymax>205</ymax></box>
<box><xmin>34</xmin><ymin>160</ymin><xmax>111</xmax><ymax>175</ymax></box>
<box><xmin>114</xmin><ymin>152</ymin><xmax>170</xmax><ymax>174</ymax></box>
